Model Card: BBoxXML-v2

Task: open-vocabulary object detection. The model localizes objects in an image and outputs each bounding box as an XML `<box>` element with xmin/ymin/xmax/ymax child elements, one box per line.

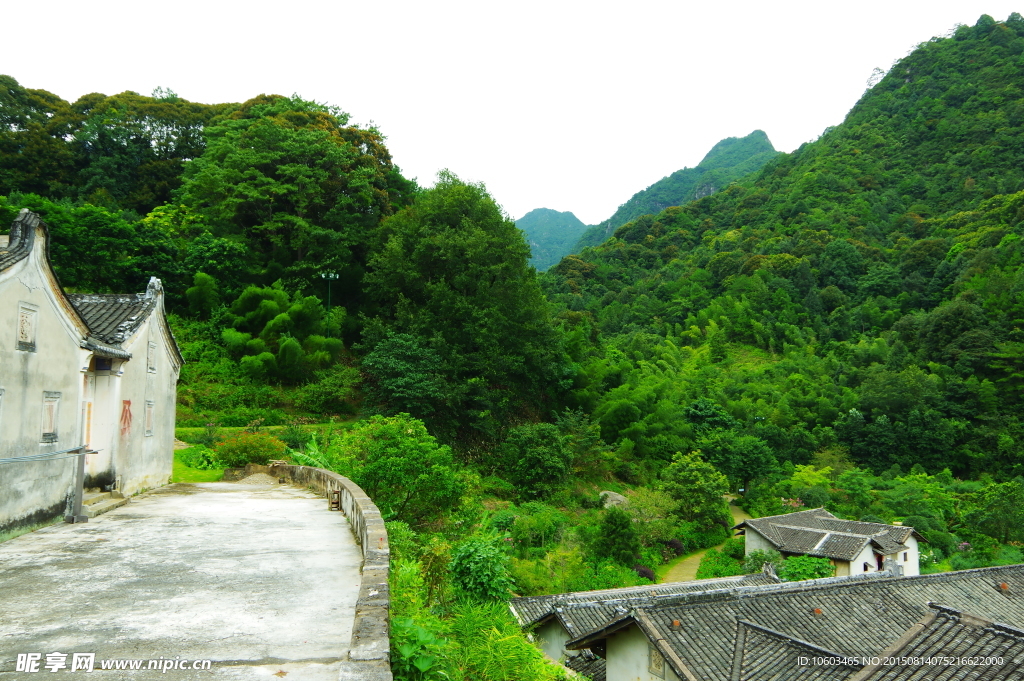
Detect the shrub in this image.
<box><xmin>695</xmin><ymin>548</ymin><xmax>745</xmax><ymax>579</ymax></box>
<box><xmin>175</xmin><ymin>445</ymin><xmax>222</xmax><ymax>470</ymax></box>
<box><xmin>450</xmin><ymin>537</ymin><xmax>515</xmax><ymax>602</ymax></box>
<box><xmin>722</xmin><ymin>536</ymin><xmax>745</xmax><ymax>560</ymax></box>
<box><xmin>743</xmin><ymin>549</ymin><xmax>781</xmax><ymax>574</ymax></box>
<box><xmin>386</xmin><ymin>521</ymin><xmax>420</xmax><ymax>563</ymax></box>
<box><xmin>215</xmin><ymin>431</ymin><xmax>287</xmax><ymax>467</ymax></box>
<box><xmin>634</xmin><ymin>565</ymin><xmax>656</xmax><ymax>581</ymax></box>
<box><xmin>777</xmin><ymin>555</ymin><xmax>835</xmax><ymax>581</ymax></box>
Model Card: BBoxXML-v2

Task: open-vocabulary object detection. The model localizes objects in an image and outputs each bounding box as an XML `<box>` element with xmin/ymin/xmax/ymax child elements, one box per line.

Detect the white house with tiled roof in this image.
<box><xmin>565</xmin><ymin>564</ymin><xmax>1024</xmax><ymax>681</ymax></box>
<box><xmin>734</xmin><ymin>508</ymin><xmax>923</xmax><ymax>577</ymax></box>
<box><xmin>0</xmin><ymin>210</ymin><xmax>181</xmax><ymax>532</ymax></box>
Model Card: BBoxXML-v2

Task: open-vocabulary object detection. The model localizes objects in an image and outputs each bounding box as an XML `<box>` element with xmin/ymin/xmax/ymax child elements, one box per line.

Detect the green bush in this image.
<box><xmin>722</xmin><ymin>536</ymin><xmax>745</xmax><ymax>559</ymax></box>
<box><xmin>743</xmin><ymin>549</ymin><xmax>781</xmax><ymax>574</ymax></box>
<box><xmin>695</xmin><ymin>548</ymin><xmax>745</xmax><ymax>579</ymax></box>
<box><xmin>778</xmin><ymin>555</ymin><xmax>835</xmax><ymax>581</ymax></box>
<box><xmin>386</xmin><ymin>521</ymin><xmax>420</xmax><ymax>563</ymax></box>
<box><xmin>215</xmin><ymin>431</ymin><xmax>287</xmax><ymax>467</ymax></box>
<box><xmin>450</xmin><ymin>537</ymin><xmax>515</xmax><ymax>601</ymax></box>
<box><xmin>175</xmin><ymin>445</ymin><xmax>222</xmax><ymax>470</ymax></box>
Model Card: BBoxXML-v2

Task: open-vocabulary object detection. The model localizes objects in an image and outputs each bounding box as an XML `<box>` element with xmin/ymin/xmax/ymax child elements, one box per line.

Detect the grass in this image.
<box><xmin>171</xmin><ymin>455</ymin><xmax>225</xmax><ymax>483</ymax></box>
<box><xmin>0</xmin><ymin>517</ymin><xmax>62</xmax><ymax>545</ymax></box>
<box><xmin>174</xmin><ymin>420</ymin><xmax>355</xmax><ymax>444</ymax></box>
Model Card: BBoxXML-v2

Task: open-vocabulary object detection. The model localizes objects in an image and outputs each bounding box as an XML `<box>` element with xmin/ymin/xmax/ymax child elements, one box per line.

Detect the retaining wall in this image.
<box><xmin>238</xmin><ymin>462</ymin><xmax>392</xmax><ymax>680</ymax></box>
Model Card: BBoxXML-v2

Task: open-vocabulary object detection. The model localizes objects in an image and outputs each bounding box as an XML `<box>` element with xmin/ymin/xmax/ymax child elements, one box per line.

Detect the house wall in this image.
<box><xmin>0</xmin><ymin>224</ymin><xmax>90</xmax><ymax>531</ymax></box>
<box><xmin>743</xmin><ymin>527</ymin><xmax>774</xmax><ymax>555</ymax></box>
<box><xmin>606</xmin><ymin>625</ymin><xmax>681</xmax><ymax>681</ymax></box>
<box><xmin>900</xmin><ymin>536</ymin><xmax>920</xmax><ymax>576</ymax></box>
<box><xmin>536</xmin><ymin>620</ymin><xmax>571</xmax><ymax>662</ymax></box>
<box><xmin>105</xmin><ymin>301</ymin><xmax>178</xmax><ymax>491</ymax></box>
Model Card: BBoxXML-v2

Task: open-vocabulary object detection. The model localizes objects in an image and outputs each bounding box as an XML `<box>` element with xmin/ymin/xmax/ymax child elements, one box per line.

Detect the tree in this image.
<box><xmin>335</xmin><ymin>414</ymin><xmax>466</xmax><ymax>526</ymax></box>
<box><xmin>696</xmin><ymin>431</ymin><xmax>778</xmax><ymax>494</ymax></box>
<box><xmin>175</xmin><ymin>94</ymin><xmax>412</xmax><ymax>306</ymax></box>
<box><xmin>593</xmin><ymin>507</ymin><xmax>640</xmax><ymax>568</ymax></box>
<box><xmin>362</xmin><ymin>171</ymin><xmax>569</xmax><ymax>447</ymax></box>
<box><xmin>659</xmin><ymin>451</ymin><xmax>731</xmax><ymax>527</ymax></box>
<box><xmin>498</xmin><ymin>423</ymin><xmax>571</xmax><ymax>500</ymax></box>
<box><xmin>186</xmin><ymin>272</ymin><xmax>220</xmax><ymax>320</ymax></box>
<box><xmin>965</xmin><ymin>479</ymin><xmax>1024</xmax><ymax>544</ymax></box>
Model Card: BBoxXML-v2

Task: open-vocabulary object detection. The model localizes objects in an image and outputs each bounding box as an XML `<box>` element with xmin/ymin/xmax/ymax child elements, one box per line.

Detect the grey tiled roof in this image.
<box><xmin>510</xmin><ymin>573</ymin><xmax>778</xmax><ymax>629</ymax></box>
<box><xmin>0</xmin><ymin>209</ymin><xmax>37</xmax><ymax>272</ymax></box>
<box><xmin>68</xmin><ymin>293</ymin><xmax>157</xmax><ymax>344</ymax></box>
<box><xmin>569</xmin><ymin>564</ymin><xmax>1024</xmax><ymax>681</ymax></box>
<box><xmin>565</xmin><ymin>651</ymin><xmax>605</xmax><ymax>681</ymax></box>
<box><xmin>733</xmin><ymin>620</ymin><xmax>861</xmax><ymax>681</ymax></box>
<box><xmin>854</xmin><ymin>603</ymin><xmax>1024</xmax><ymax>680</ymax></box>
<box><xmin>736</xmin><ymin>509</ymin><xmax>916</xmax><ymax>562</ymax></box>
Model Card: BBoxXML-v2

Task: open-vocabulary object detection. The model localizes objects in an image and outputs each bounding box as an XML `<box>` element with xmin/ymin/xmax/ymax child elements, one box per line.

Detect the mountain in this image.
<box><xmin>573</xmin><ymin>130</ymin><xmax>779</xmax><ymax>251</ymax></box>
<box><xmin>516</xmin><ymin>208</ymin><xmax>589</xmax><ymax>271</ymax></box>
<box><xmin>540</xmin><ymin>13</ymin><xmax>1024</xmax><ymax>479</ymax></box>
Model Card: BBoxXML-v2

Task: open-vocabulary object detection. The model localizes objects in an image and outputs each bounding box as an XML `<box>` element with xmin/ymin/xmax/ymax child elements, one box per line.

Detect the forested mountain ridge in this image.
<box><xmin>541</xmin><ymin>13</ymin><xmax>1024</xmax><ymax>483</ymax></box>
<box><xmin>516</xmin><ymin>207</ymin><xmax>589</xmax><ymax>271</ymax></box>
<box><xmin>573</xmin><ymin>130</ymin><xmax>778</xmax><ymax>251</ymax></box>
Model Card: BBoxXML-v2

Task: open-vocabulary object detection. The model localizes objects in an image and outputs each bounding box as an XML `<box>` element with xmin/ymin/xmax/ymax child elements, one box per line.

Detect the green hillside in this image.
<box><xmin>543</xmin><ymin>13</ymin><xmax>1024</xmax><ymax>480</ymax></box>
<box><xmin>516</xmin><ymin>207</ymin><xmax>589</xmax><ymax>271</ymax></box>
<box><xmin>573</xmin><ymin>130</ymin><xmax>778</xmax><ymax>251</ymax></box>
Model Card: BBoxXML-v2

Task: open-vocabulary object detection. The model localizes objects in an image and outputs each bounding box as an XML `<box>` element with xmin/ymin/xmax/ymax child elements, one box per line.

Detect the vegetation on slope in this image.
<box><xmin>573</xmin><ymin>129</ymin><xmax>778</xmax><ymax>251</ymax></box>
<box><xmin>516</xmin><ymin>207</ymin><xmax>589</xmax><ymax>271</ymax></box>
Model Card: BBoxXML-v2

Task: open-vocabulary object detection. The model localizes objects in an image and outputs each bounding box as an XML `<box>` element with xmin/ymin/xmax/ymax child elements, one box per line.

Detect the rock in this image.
<box><xmin>600</xmin><ymin>491</ymin><xmax>628</xmax><ymax>508</ymax></box>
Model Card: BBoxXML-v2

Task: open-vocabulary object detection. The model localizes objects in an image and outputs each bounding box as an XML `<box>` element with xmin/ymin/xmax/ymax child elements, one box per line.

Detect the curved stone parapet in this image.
<box><xmin>239</xmin><ymin>462</ymin><xmax>392</xmax><ymax>680</ymax></box>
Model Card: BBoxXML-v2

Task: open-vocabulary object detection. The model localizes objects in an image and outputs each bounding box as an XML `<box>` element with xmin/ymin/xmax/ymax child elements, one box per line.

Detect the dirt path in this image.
<box><xmin>660</xmin><ymin>498</ymin><xmax>752</xmax><ymax>583</ymax></box>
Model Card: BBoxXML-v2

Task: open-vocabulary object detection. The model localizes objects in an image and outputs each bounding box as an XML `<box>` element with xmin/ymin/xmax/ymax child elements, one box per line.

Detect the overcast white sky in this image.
<box><xmin>1</xmin><ymin>1</ymin><xmax>1019</xmax><ymax>224</ymax></box>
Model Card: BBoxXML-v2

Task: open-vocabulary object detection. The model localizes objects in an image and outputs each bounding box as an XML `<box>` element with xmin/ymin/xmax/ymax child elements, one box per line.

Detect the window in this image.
<box><xmin>17</xmin><ymin>302</ymin><xmax>38</xmax><ymax>352</ymax></box>
<box><xmin>41</xmin><ymin>392</ymin><xmax>60</xmax><ymax>443</ymax></box>
<box><xmin>147</xmin><ymin>341</ymin><xmax>157</xmax><ymax>373</ymax></box>
<box><xmin>903</xmin><ymin>552</ymin><xmax>908</xmax><ymax>562</ymax></box>
<box><xmin>144</xmin><ymin>401</ymin><xmax>154</xmax><ymax>437</ymax></box>
<box><xmin>648</xmin><ymin>645</ymin><xmax>665</xmax><ymax>678</ymax></box>
<box><xmin>863</xmin><ymin>562</ymin><xmax>871</xmax><ymax>573</ymax></box>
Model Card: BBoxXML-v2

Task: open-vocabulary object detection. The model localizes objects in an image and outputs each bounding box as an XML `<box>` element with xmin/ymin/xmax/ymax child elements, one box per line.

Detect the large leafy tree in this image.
<box><xmin>659</xmin><ymin>451</ymin><xmax>731</xmax><ymax>528</ymax></box>
<box><xmin>175</xmin><ymin>94</ymin><xmax>416</xmax><ymax>311</ymax></box>
<box><xmin>362</xmin><ymin>171</ymin><xmax>569</xmax><ymax>448</ymax></box>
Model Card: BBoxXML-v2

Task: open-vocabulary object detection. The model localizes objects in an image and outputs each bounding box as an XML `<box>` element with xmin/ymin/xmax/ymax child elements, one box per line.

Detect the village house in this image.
<box><xmin>733</xmin><ymin>508</ymin><xmax>922</xmax><ymax>577</ymax></box>
<box><xmin>565</xmin><ymin>564</ymin><xmax>1024</xmax><ymax>681</ymax></box>
<box><xmin>510</xmin><ymin>571</ymin><xmax>781</xmax><ymax>680</ymax></box>
<box><xmin>0</xmin><ymin>209</ymin><xmax>182</xmax><ymax>532</ymax></box>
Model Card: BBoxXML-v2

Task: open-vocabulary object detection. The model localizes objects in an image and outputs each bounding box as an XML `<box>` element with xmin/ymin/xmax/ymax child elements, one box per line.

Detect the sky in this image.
<box><xmin>1</xmin><ymin>1</ymin><xmax>1020</xmax><ymax>224</ymax></box>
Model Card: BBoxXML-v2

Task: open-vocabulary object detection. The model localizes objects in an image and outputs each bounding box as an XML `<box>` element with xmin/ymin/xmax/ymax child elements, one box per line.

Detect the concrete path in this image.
<box><xmin>0</xmin><ymin>481</ymin><xmax>362</xmax><ymax>680</ymax></box>
<box><xmin>660</xmin><ymin>499</ymin><xmax>752</xmax><ymax>583</ymax></box>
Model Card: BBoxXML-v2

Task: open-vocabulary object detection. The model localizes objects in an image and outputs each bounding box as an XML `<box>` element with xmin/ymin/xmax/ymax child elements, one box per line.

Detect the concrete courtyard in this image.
<box><xmin>0</xmin><ymin>481</ymin><xmax>363</xmax><ymax>680</ymax></box>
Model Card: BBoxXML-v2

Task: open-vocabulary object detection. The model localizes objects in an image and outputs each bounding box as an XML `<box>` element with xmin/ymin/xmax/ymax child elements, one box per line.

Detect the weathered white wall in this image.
<box><xmin>743</xmin><ymin>527</ymin><xmax>774</xmax><ymax>555</ymax></box>
<box><xmin>1</xmin><ymin>218</ymin><xmax>179</xmax><ymax>531</ymax></box>
<box><xmin>536</xmin><ymin>620</ymin><xmax>571</xmax><ymax>662</ymax></box>
<box><xmin>0</xmin><ymin>223</ymin><xmax>90</xmax><ymax>531</ymax></box>
<box><xmin>900</xmin><ymin>535</ymin><xmax>920</xmax><ymax>576</ymax></box>
<box><xmin>101</xmin><ymin>298</ymin><xmax>178</xmax><ymax>496</ymax></box>
<box><xmin>606</xmin><ymin>624</ymin><xmax>681</xmax><ymax>681</ymax></box>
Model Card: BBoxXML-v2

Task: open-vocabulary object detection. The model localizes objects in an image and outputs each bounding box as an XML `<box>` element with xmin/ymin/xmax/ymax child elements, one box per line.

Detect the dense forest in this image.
<box><xmin>7</xmin><ymin>13</ymin><xmax>1024</xmax><ymax>679</ymax></box>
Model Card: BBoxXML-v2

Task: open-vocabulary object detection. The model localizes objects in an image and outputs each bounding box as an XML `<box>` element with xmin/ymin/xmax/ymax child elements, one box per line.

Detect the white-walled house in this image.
<box><xmin>734</xmin><ymin>508</ymin><xmax>922</xmax><ymax>577</ymax></box>
<box><xmin>564</xmin><ymin>566</ymin><xmax>1024</xmax><ymax>680</ymax></box>
<box><xmin>0</xmin><ymin>209</ymin><xmax>182</xmax><ymax>532</ymax></box>
<box><xmin>510</xmin><ymin>572</ymin><xmax>781</xmax><ymax>680</ymax></box>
